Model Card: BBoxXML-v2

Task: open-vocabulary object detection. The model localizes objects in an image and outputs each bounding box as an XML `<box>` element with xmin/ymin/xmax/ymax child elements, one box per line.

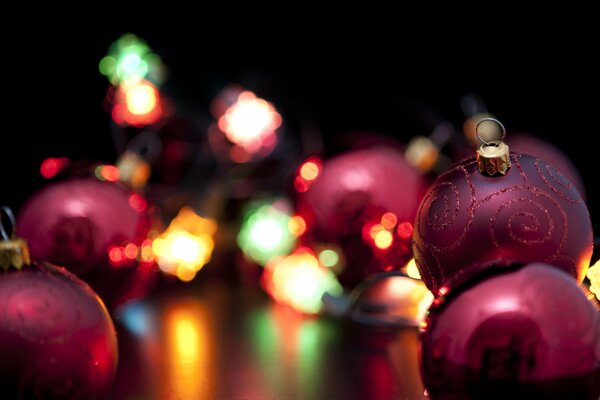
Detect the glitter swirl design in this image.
<box><xmin>535</xmin><ymin>158</ymin><xmax>583</xmax><ymax>204</ymax></box>
<box><xmin>487</xmin><ymin>187</ymin><xmax>566</xmax><ymax>261</ymax></box>
<box><xmin>426</xmin><ymin>182</ymin><xmax>460</xmax><ymax>231</ymax></box>
<box><xmin>413</xmin><ymin>153</ymin><xmax>592</xmax><ymax>293</ymax></box>
<box><xmin>417</xmin><ymin>164</ymin><xmax>475</xmax><ymax>251</ymax></box>
<box><xmin>0</xmin><ymin>272</ymin><xmax>82</xmax><ymax>344</ymax></box>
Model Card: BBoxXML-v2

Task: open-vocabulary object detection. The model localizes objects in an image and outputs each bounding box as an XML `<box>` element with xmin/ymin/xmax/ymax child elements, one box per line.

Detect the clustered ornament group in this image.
<box><xmin>0</xmin><ymin>33</ymin><xmax>598</xmax><ymax>399</ymax></box>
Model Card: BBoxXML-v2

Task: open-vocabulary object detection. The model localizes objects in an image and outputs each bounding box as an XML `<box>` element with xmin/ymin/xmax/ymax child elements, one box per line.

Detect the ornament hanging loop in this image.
<box><xmin>476</xmin><ymin>117</ymin><xmax>506</xmax><ymax>146</ymax></box>
<box><xmin>0</xmin><ymin>206</ymin><xmax>16</xmax><ymax>240</ymax></box>
<box><xmin>475</xmin><ymin>118</ymin><xmax>511</xmax><ymax>176</ymax></box>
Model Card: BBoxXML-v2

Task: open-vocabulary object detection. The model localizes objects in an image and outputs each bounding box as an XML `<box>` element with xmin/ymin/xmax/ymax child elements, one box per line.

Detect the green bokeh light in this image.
<box><xmin>99</xmin><ymin>33</ymin><xmax>164</xmax><ymax>86</ymax></box>
<box><xmin>237</xmin><ymin>200</ymin><xmax>296</xmax><ymax>266</ymax></box>
<box><xmin>318</xmin><ymin>249</ymin><xmax>339</xmax><ymax>267</ymax></box>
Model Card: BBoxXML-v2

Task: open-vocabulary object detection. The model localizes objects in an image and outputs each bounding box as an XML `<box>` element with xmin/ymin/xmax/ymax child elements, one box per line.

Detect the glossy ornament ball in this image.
<box><xmin>297</xmin><ymin>146</ymin><xmax>427</xmax><ymax>288</ymax></box>
<box><xmin>420</xmin><ymin>262</ymin><xmax>600</xmax><ymax>400</ymax></box>
<box><xmin>0</xmin><ymin>262</ymin><xmax>118</xmax><ymax>399</ymax></box>
<box><xmin>413</xmin><ymin>153</ymin><xmax>593</xmax><ymax>293</ymax></box>
<box><xmin>16</xmin><ymin>178</ymin><xmax>155</xmax><ymax>309</ymax></box>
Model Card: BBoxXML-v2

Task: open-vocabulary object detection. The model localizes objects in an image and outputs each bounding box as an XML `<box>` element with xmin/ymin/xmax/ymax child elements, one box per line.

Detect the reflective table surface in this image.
<box><xmin>109</xmin><ymin>279</ymin><xmax>426</xmax><ymax>400</ymax></box>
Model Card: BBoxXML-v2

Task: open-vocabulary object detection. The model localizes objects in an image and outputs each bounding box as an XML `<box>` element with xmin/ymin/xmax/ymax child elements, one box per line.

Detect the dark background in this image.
<box><xmin>2</xmin><ymin>27</ymin><xmax>598</xmax><ymax>232</ymax></box>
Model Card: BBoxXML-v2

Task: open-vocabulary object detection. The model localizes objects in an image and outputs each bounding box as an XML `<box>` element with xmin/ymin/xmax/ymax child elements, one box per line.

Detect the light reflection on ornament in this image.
<box><xmin>262</xmin><ymin>248</ymin><xmax>342</xmax><ymax>314</ymax></box>
<box><xmin>152</xmin><ymin>207</ymin><xmax>217</xmax><ymax>282</ymax></box>
<box><xmin>237</xmin><ymin>199</ymin><xmax>297</xmax><ymax>266</ymax></box>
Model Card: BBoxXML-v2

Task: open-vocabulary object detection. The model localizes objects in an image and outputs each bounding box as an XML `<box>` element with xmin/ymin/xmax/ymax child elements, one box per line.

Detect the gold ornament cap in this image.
<box><xmin>0</xmin><ymin>206</ymin><xmax>31</xmax><ymax>270</ymax></box>
<box><xmin>475</xmin><ymin>118</ymin><xmax>511</xmax><ymax>176</ymax></box>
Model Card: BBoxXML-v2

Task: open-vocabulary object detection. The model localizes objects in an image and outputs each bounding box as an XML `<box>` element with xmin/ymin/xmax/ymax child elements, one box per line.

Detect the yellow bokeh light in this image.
<box><xmin>300</xmin><ymin>162</ymin><xmax>320</xmax><ymax>181</ymax></box>
<box><xmin>587</xmin><ymin>259</ymin><xmax>600</xmax><ymax>300</ymax></box>
<box><xmin>125</xmin><ymin>81</ymin><xmax>158</xmax><ymax>115</ymax></box>
<box><xmin>405</xmin><ymin>258</ymin><xmax>422</xmax><ymax>280</ymax></box>
<box><xmin>374</xmin><ymin>230</ymin><xmax>393</xmax><ymax>249</ymax></box>
<box><xmin>263</xmin><ymin>249</ymin><xmax>343</xmax><ymax>314</ymax></box>
<box><xmin>288</xmin><ymin>215</ymin><xmax>307</xmax><ymax>237</ymax></box>
<box><xmin>153</xmin><ymin>207</ymin><xmax>217</xmax><ymax>281</ymax></box>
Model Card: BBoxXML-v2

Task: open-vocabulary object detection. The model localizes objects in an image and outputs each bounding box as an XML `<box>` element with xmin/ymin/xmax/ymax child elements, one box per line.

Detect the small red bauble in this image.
<box><xmin>16</xmin><ymin>178</ymin><xmax>155</xmax><ymax>308</ymax></box>
<box><xmin>0</xmin><ymin>262</ymin><xmax>118</xmax><ymax>399</ymax></box>
<box><xmin>297</xmin><ymin>146</ymin><xmax>427</xmax><ymax>288</ymax></box>
<box><xmin>413</xmin><ymin>153</ymin><xmax>593</xmax><ymax>293</ymax></box>
<box><xmin>419</xmin><ymin>262</ymin><xmax>600</xmax><ymax>400</ymax></box>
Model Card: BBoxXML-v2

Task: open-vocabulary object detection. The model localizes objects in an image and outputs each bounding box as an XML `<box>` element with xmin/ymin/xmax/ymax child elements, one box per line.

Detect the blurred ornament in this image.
<box><xmin>261</xmin><ymin>247</ymin><xmax>343</xmax><ymax>315</ymax></box>
<box><xmin>16</xmin><ymin>178</ymin><xmax>156</xmax><ymax>308</ymax></box>
<box><xmin>507</xmin><ymin>132</ymin><xmax>586</xmax><ymax>200</ymax></box>
<box><xmin>237</xmin><ymin>198</ymin><xmax>297</xmax><ymax>266</ymax></box>
<box><xmin>296</xmin><ymin>146</ymin><xmax>428</xmax><ymax>289</ymax></box>
<box><xmin>0</xmin><ymin>207</ymin><xmax>118</xmax><ymax>399</ymax></box>
<box><xmin>323</xmin><ymin>271</ymin><xmax>434</xmax><ymax>327</ymax></box>
<box><xmin>413</xmin><ymin>119</ymin><xmax>593</xmax><ymax>294</ymax></box>
<box><xmin>420</xmin><ymin>262</ymin><xmax>600</xmax><ymax>400</ymax></box>
<box><xmin>152</xmin><ymin>207</ymin><xmax>217</xmax><ymax>282</ymax></box>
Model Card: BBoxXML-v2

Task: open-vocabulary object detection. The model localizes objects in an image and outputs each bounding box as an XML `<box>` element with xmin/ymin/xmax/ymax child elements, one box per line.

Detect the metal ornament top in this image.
<box><xmin>476</xmin><ymin>118</ymin><xmax>511</xmax><ymax>176</ymax></box>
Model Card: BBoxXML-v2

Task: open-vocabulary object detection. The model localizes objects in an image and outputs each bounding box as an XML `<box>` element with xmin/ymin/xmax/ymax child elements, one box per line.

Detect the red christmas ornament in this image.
<box><xmin>16</xmin><ymin>178</ymin><xmax>156</xmax><ymax>308</ymax></box>
<box><xmin>0</xmin><ymin>210</ymin><xmax>118</xmax><ymax>399</ymax></box>
<box><xmin>419</xmin><ymin>262</ymin><xmax>600</xmax><ymax>400</ymax></box>
<box><xmin>413</xmin><ymin>120</ymin><xmax>593</xmax><ymax>293</ymax></box>
<box><xmin>296</xmin><ymin>146</ymin><xmax>428</xmax><ymax>288</ymax></box>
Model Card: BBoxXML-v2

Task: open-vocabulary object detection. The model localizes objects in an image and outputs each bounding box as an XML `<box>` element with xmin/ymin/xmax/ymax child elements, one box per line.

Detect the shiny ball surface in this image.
<box><xmin>413</xmin><ymin>153</ymin><xmax>592</xmax><ymax>293</ymax></box>
<box><xmin>298</xmin><ymin>146</ymin><xmax>427</xmax><ymax>288</ymax></box>
<box><xmin>0</xmin><ymin>262</ymin><xmax>118</xmax><ymax>399</ymax></box>
<box><xmin>419</xmin><ymin>263</ymin><xmax>600</xmax><ymax>400</ymax></box>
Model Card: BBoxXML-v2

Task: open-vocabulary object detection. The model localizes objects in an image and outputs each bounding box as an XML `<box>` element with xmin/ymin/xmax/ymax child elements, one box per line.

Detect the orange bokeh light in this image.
<box><xmin>380</xmin><ymin>212</ymin><xmax>397</xmax><ymax>230</ymax></box>
<box><xmin>300</xmin><ymin>161</ymin><xmax>320</xmax><ymax>181</ymax></box>
<box><xmin>288</xmin><ymin>215</ymin><xmax>307</xmax><ymax>237</ymax></box>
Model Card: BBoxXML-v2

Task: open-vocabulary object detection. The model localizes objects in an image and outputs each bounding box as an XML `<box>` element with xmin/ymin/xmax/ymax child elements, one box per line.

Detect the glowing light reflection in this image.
<box><xmin>587</xmin><ymin>259</ymin><xmax>600</xmax><ymax>301</ymax></box>
<box><xmin>163</xmin><ymin>301</ymin><xmax>213</xmax><ymax>400</ymax></box>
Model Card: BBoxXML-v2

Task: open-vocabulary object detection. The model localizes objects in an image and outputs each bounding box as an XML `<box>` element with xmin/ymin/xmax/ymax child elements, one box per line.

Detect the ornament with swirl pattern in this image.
<box><xmin>419</xmin><ymin>261</ymin><xmax>600</xmax><ymax>400</ymax></box>
<box><xmin>412</xmin><ymin>119</ymin><xmax>593</xmax><ymax>294</ymax></box>
<box><xmin>0</xmin><ymin>207</ymin><xmax>118</xmax><ymax>399</ymax></box>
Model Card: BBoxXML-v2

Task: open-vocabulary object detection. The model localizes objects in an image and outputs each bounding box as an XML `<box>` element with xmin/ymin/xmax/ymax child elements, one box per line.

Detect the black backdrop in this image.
<box><xmin>2</xmin><ymin>27</ymin><xmax>598</xmax><ymax>232</ymax></box>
